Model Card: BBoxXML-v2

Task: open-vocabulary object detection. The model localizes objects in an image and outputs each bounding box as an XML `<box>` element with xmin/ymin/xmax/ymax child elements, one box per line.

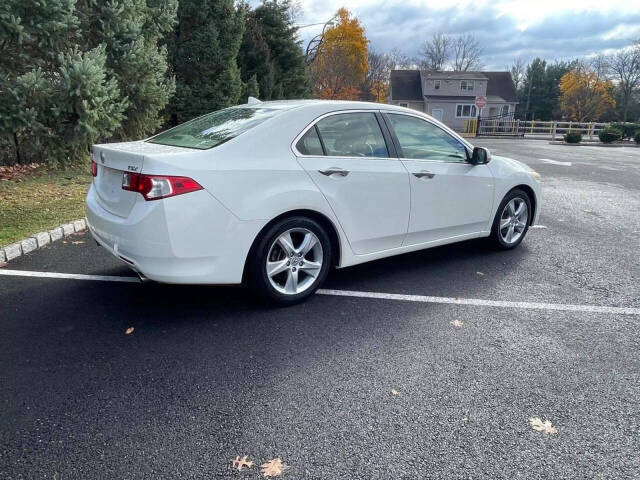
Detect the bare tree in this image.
<box><xmin>388</xmin><ymin>47</ymin><xmax>413</xmax><ymax>69</ymax></box>
<box><xmin>452</xmin><ymin>34</ymin><xmax>483</xmax><ymax>71</ymax></box>
<box><xmin>608</xmin><ymin>42</ymin><xmax>640</xmax><ymax>120</ymax></box>
<box><xmin>509</xmin><ymin>57</ymin><xmax>525</xmax><ymax>90</ymax></box>
<box><xmin>364</xmin><ymin>49</ymin><xmax>393</xmax><ymax>102</ymax></box>
<box><xmin>420</xmin><ymin>32</ymin><xmax>451</xmax><ymax>71</ymax></box>
<box><xmin>590</xmin><ymin>53</ymin><xmax>610</xmax><ymax>79</ymax></box>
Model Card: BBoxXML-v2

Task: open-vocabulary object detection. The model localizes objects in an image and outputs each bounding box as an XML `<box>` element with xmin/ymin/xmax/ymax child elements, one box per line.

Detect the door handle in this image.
<box><xmin>319</xmin><ymin>167</ymin><xmax>349</xmax><ymax>177</ymax></box>
<box><xmin>413</xmin><ymin>170</ymin><xmax>435</xmax><ymax>179</ymax></box>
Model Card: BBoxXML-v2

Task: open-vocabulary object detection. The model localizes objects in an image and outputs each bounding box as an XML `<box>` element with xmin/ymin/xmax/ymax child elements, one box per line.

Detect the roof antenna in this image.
<box><xmin>247</xmin><ymin>96</ymin><xmax>262</xmax><ymax>105</ymax></box>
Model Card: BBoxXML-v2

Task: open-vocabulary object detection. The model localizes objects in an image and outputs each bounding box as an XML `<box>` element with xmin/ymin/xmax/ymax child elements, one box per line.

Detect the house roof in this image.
<box><xmin>425</xmin><ymin>95</ymin><xmax>476</xmax><ymax>101</ymax></box>
<box><xmin>391</xmin><ymin>69</ymin><xmax>518</xmax><ymax>103</ymax></box>
<box><xmin>390</xmin><ymin>70</ymin><xmax>422</xmax><ymax>101</ymax></box>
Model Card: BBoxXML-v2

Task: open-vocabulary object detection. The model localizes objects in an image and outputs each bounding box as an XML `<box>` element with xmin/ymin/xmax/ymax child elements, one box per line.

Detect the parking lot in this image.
<box><xmin>1</xmin><ymin>139</ymin><xmax>639</xmax><ymax>479</ymax></box>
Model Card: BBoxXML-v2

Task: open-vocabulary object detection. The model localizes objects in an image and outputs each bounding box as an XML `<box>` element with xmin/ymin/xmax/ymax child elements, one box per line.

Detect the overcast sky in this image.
<box><xmin>287</xmin><ymin>0</ymin><xmax>640</xmax><ymax>70</ymax></box>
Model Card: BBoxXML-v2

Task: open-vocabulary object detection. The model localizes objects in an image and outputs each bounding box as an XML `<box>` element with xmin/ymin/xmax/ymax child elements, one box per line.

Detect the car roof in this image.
<box><xmin>244</xmin><ymin>99</ymin><xmax>408</xmax><ymax>114</ymax></box>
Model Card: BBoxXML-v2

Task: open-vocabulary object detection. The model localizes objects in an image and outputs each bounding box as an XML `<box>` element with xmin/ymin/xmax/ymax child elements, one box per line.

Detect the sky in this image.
<box><xmin>286</xmin><ymin>0</ymin><xmax>640</xmax><ymax>70</ymax></box>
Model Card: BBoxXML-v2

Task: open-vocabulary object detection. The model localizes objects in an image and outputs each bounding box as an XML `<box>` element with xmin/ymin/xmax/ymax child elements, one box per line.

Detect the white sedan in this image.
<box><xmin>86</xmin><ymin>100</ymin><xmax>541</xmax><ymax>304</ymax></box>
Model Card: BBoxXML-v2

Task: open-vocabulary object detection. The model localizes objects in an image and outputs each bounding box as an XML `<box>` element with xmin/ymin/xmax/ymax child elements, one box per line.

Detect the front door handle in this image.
<box><xmin>319</xmin><ymin>167</ymin><xmax>349</xmax><ymax>177</ymax></box>
<box><xmin>413</xmin><ymin>170</ymin><xmax>435</xmax><ymax>179</ymax></box>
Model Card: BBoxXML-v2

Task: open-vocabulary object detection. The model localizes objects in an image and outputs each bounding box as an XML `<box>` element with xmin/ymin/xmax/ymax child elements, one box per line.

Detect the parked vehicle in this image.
<box><xmin>86</xmin><ymin>100</ymin><xmax>542</xmax><ymax>304</ymax></box>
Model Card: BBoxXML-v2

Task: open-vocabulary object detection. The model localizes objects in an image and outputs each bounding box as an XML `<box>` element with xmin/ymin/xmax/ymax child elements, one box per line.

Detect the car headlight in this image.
<box><xmin>530</xmin><ymin>170</ymin><xmax>542</xmax><ymax>182</ymax></box>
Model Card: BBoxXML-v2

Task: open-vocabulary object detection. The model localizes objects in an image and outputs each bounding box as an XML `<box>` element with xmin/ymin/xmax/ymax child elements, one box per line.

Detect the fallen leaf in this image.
<box><xmin>0</xmin><ymin>262</ymin><xmax>7</xmax><ymax>268</ymax></box>
<box><xmin>476</xmin><ymin>271</ymin><xmax>485</xmax><ymax>276</ymax></box>
<box><xmin>125</xmin><ymin>327</ymin><xmax>134</xmax><ymax>335</ymax></box>
<box><xmin>72</xmin><ymin>241</ymin><xmax>85</xmax><ymax>245</ymax></box>
<box><xmin>261</xmin><ymin>458</ymin><xmax>286</xmax><ymax>477</ymax></box>
<box><xmin>529</xmin><ymin>417</ymin><xmax>557</xmax><ymax>435</ymax></box>
<box><xmin>450</xmin><ymin>320</ymin><xmax>464</xmax><ymax>327</ymax></box>
<box><xmin>231</xmin><ymin>455</ymin><xmax>253</xmax><ymax>471</ymax></box>
<box><xmin>391</xmin><ymin>389</ymin><xmax>399</xmax><ymax>396</ymax></box>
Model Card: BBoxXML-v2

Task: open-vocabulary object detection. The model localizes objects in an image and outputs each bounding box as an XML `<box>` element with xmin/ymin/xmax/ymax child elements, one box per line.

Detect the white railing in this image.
<box><xmin>463</xmin><ymin>119</ymin><xmax>609</xmax><ymax>139</ymax></box>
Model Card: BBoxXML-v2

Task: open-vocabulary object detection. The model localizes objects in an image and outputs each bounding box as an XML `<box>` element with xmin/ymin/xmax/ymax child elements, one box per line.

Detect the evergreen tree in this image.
<box><xmin>79</xmin><ymin>0</ymin><xmax>178</xmax><ymax>139</ymax></box>
<box><xmin>168</xmin><ymin>0</ymin><xmax>244</xmax><ymax>123</ymax></box>
<box><xmin>238</xmin><ymin>0</ymin><xmax>309</xmax><ymax>100</ymax></box>
<box><xmin>244</xmin><ymin>74</ymin><xmax>260</xmax><ymax>100</ymax></box>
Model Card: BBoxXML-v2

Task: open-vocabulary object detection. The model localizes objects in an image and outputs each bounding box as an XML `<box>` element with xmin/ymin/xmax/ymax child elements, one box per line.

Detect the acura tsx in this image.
<box><xmin>86</xmin><ymin>99</ymin><xmax>541</xmax><ymax>304</ymax></box>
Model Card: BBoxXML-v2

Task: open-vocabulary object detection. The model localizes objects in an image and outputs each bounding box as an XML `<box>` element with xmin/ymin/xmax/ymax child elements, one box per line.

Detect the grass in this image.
<box><xmin>0</xmin><ymin>164</ymin><xmax>92</xmax><ymax>246</ymax></box>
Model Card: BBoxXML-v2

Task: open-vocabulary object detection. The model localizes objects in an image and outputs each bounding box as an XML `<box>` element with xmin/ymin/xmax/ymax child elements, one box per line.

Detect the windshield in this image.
<box><xmin>148</xmin><ymin>107</ymin><xmax>285</xmax><ymax>150</ymax></box>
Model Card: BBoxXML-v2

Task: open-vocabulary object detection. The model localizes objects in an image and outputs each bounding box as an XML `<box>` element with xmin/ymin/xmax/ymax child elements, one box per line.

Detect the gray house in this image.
<box><xmin>389</xmin><ymin>70</ymin><xmax>518</xmax><ymax>131</ymax></box>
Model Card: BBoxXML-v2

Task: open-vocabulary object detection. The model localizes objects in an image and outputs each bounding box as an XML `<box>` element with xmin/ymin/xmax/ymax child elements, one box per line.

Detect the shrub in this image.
<box><xmin>598</xmin><ymin>128</ymin><xmax>622</xmax><ymax>144</ymax></box>
<box><xmin>610</xmin><ymin>122</ymin><xmax>640</xmax><ymax>140</ymax></box>
<box><xmin>634</xmin><ymin>130</ymin><xmax>640</xmax><ymax>144</ymax></box>
<box><xmin>564</xmin><ymin>132</ymin><xmax>582</xmax><ymax>143</ymax></box>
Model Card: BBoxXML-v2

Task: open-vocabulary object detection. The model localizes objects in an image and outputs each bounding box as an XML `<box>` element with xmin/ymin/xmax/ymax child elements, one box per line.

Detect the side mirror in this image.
<box><xmin>470</xmin><ymin>146</ymin><xmax>491</xmax><ymax>164</ymax></box>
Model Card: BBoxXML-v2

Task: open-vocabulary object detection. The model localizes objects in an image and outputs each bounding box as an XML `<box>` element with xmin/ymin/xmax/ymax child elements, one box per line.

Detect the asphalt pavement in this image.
<box><xmin>1</xmin><ymin>139</ymin><xmax>639</xmax><ymax>479</ymax></box>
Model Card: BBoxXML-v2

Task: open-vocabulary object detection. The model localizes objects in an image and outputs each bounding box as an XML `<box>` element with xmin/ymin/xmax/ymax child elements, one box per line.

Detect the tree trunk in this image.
<box><xmin>12</xmin><ymin>132</ymin><xmax>21</xmax><ymax>165</ymax></box>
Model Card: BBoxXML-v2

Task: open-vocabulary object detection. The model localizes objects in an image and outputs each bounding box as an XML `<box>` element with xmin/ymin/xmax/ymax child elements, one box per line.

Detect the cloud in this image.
<box><xmin>294</xmin><ymin>1</ymin><xmax>640</xmax><ymax>69</ymax></box>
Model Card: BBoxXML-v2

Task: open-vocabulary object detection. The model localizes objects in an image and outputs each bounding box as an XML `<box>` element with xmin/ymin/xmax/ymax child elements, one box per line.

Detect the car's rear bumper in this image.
<box><xmin>86</xmin><ymin>184</ymin><xmax>263</xmax><ymax>284</ymax></box>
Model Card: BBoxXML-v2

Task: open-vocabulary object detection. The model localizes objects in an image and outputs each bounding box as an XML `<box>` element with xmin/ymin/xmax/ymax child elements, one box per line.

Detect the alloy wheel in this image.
<box><xmin>266</xmin><ymin>228</ymin><xmax>324</xmax><ymax>295</ymax></box>
<box><xmin>499</xmin><ymin>197</ymin><xmax>528</xmax><ymax>244</ymax></box>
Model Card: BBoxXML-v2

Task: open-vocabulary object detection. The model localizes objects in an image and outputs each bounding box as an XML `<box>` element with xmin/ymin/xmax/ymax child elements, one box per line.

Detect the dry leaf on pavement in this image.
<box><xmin>391</xmin><ymin>389</ymin><xmax>399</xmax><ymax>396</ymax></box>
<box><xmin>231</xmin><ymin>455</ymin><xmax>253</xmax><ymax>471</ymax></box>
<box><xmin>529</xmin><ymin>417</ymin><xmax>557</xmax><ymax>434</ymax></box>
<box><xmin>0</xmin><ymin>262</ymin><xmax>7</xmax><ymax>268</ymax></box>
<box><xmin>261</xmin><ymin>458</ymin><xmax>286</xmax><ymax>477</ymax></box>
<box><xmin>476</xmin><ymin>271</ymin><xmax>485</xmax><ymax>276</ymax></box>
<box><xmin>125</xmin><ymin>327</ymin><xmax>134</xmax><ymax>335</ymax></box>
<box><xmin>450</xmin><ymin>320</ymin><xmax>464</xmax><ymax>327</ymax></box>
<box><xmin>72</xmin><ymin>241</ymin><xmax>85</xmax><ymax>245</ymax></box>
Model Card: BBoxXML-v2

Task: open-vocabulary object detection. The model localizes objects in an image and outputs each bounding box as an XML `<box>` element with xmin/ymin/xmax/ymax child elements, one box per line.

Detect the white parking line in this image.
<box><xmin>540</xmin><ymin>158</ymin><xmax>572</xmax><ymax>166</ymax></box>
<box><xmin>1</xmin><ymin>269</ymin><xmax>638</xmax><ymax>315</ymax></box>
<box><xmin>0</xmin><ymin>269</ymin><xmax>140</xmax><ymax>283</ymax></box>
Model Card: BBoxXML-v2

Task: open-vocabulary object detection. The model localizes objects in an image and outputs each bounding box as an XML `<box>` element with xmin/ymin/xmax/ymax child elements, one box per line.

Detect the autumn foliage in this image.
<box><xmin>559</xmin><ymin>69</ymin><xmax>615</xmax><ymax>121</ymax></box>
<box><xmin>310</xmin><ymin>8</ymin><xmax>368</xmax><ymax>100</ymax></box>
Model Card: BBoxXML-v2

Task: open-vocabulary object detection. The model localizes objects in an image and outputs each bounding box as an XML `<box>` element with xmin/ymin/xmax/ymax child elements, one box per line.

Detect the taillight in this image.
<box><xmin>122</xmin><ymin>173</ymin><xmax>203</xmax><ymax>201</ymax></box>
<box><xmin>91</xmin><ymin>160</ymin><xmax>97</xmax><ymax>177</ymax></box>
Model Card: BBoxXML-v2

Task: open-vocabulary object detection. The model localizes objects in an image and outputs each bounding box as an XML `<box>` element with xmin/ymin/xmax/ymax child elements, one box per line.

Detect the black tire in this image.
<box><xmin>249</xmin><ymin>216</ymin><xmax>332</xmax><ymax>305</ymax></box>
<box><xmin>489</xmin><ymin>189</ymin><xmax>532</xmax><ymax>250</ymax></box>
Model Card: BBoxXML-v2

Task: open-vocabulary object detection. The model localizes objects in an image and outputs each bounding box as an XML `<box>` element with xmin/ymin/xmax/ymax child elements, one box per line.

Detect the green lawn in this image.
<box><xmin>0</xmin><ymin>164</ymin><xmax>92</xmax><ymax>246</ymax></box>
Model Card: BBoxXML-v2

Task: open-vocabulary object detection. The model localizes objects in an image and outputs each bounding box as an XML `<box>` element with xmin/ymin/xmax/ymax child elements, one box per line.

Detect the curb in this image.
<box><xmin>0</xmin><ymin>218</ymin><xmax>88</xmax><ymax>264</ymax></box>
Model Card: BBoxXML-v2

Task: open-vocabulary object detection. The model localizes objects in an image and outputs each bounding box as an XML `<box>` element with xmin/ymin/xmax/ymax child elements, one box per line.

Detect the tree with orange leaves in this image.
<box><xmin>310</xmin><ymin>8</ymin><xmax>368</xmax><ymax>100</ymax></box>
<box><xmin>559</xmin><ymin>68</ymin><xmax>615</xmax><ymax>121</ymax></box>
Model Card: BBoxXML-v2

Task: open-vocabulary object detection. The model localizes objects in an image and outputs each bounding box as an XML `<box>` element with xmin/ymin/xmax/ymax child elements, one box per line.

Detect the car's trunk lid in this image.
<box><xmin>92</xmin><ymin>141</ymin><xmax>193</xmax><ymax>218</ymax></box>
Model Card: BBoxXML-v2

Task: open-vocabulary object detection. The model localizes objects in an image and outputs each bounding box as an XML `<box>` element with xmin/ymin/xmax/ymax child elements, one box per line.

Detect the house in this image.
<box><xmin>389</xmin><ymin>70</ymin><xmax>518</xmax><ymax>131</ymax></box>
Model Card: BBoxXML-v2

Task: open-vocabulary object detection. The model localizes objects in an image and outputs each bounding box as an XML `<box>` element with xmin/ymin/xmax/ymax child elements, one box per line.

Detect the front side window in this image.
<box><xmin>456</xmin><ymin>104</ymin><xmax>477</xmax><ymax>118</ymax></box>
<box><xmin>314</xmin><ymin>113</ymin><xmax>389</xmax><ymax>158</ymax></box>
<box><xmin>388</xmin><ymin>113</ymin><xmax>468</xmax><ymax>162</ymax></box>
<box><xmin>148</xmin><ymin>107</ymin><xmax>287</xmax><ymax>150</ymax></box>
<box><xmin>460</xmin><ymin>80</ymin><xmax>474</xmax><ymax>91</ymax></box>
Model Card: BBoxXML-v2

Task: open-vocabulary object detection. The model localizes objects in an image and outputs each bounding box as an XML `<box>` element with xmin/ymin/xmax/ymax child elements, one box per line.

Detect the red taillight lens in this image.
<box><xmin>91</xmin><ymin>160</ymin><xmax>97</xmax><ymax>177</ymax></box>
<box><xmin>122</xmin><ymin>173</ymin><xmax>203</xmax><ymax>201</ymax></box>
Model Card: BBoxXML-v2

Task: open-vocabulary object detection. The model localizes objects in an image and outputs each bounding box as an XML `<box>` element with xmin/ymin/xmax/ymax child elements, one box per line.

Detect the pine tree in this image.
<box><xmin>237</xmin><ymin>8</ymin><xmax>276</xmax><ymax>100</ymax></box>
<box><xmin>168</xmin><ymin>0</ymin><xmax>244</xmax><ymax>124</ymax></box>
<box><xmin>244</xmin><ymin>74</ymin><xmax>260</xmax><ymax>101</ymax></box>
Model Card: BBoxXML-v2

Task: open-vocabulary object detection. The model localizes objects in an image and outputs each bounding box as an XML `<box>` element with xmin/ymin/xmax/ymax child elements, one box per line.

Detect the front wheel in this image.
<box><xmin>250</xmin><ymin>216</ymin><xmax>331</xmax><ymax>305</ymax></box>
<box><xmin>489</xmin><ymin>189</ymin><xmax>532</xmax><ymax>249</ymax></box>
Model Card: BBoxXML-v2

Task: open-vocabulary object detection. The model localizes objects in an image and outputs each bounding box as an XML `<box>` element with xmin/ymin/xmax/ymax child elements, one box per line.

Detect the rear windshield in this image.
<box><xmin>148</xmin><ymin>107</ymin><xmax>284</xmax><ymax>150</ymax></box>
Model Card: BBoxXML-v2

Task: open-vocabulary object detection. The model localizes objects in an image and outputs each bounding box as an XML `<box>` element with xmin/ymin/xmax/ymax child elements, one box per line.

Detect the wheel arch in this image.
<box><xmin>509</xmin><ymin>184</ymin><xmax>537</xmax><ymax>223</ymax></box>
<box><xmin>241</xmin><ymin>209</ymin><xmax>342</xmax><ymax>283</ymax></box>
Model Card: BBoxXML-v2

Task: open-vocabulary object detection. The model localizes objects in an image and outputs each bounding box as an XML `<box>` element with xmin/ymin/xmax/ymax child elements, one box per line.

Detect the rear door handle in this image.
<box><xmin>319</xmin><ymin>167</ymin><xmax>349</xmax><ymax>177</ymax></box>
<box><xmin>413</xmin><ymin>170</ymin><xmax>435</xmax><ymax>179</ymax></box>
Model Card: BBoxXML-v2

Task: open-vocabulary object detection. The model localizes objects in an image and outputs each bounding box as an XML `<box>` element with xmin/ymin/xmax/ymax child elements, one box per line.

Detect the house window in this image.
<box><xmin>434</xmin><ymin>80</ymin><xmax>441</xmax><ymax>90</ymax></box>
<box><xmin>500</xmin><ymin>105</ymin><xmax>510</xmax><ymax>115</ymax></box>
<box><xmin>460</xmin><ymin>80</ymin><xmax>474</xmax><ymax>91</ymax></box>
<box><xmin>456</xmin><ymin>104</ymin><xmax>478</xmax><ymax>118</ymax></box>
<box><xmin>399</xmin><ymin>103</ymin><xmax>408</xmax><ymax>107</ymax></box>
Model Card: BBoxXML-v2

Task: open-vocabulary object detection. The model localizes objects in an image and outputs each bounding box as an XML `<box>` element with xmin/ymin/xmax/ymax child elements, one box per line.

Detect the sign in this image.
<box><xmin>475</xmin><ymin>96</ymin><xmax>487</xmax><ymax>109</ymax></box>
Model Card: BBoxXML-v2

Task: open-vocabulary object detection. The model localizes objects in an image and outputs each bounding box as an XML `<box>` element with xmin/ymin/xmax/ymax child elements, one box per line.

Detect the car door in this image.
<box><xmin>383</xmin><ymin>112</ymin><xmax>494</xmax><ymax>246</ymax></box>
<box><xmin>294</xmin><ymin>111</ymin><xmax>410</xmax><ymax>255</ymax></box>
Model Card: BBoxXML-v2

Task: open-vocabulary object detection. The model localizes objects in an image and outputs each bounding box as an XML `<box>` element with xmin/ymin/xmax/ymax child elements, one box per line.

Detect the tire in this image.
<box><xmin>489</xmin><ymin>189</ymin><xmax>532</xmax><ymax>250</ymax></box>
<box><xmin>249</xmin><ymin>216</ymin><xmax>332</xmax><ymax>305</ymax></box>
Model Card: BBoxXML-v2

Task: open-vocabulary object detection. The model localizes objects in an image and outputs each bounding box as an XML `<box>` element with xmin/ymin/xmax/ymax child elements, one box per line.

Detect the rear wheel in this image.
<box><xmin>250</xmin><ymin>216</ymin><xmax>331</xmax><ymax>305</ymax></box>
<box><xmin>489</xmin><ymin>189</ymin><xmax>531</xmax><ymax>249</ymax></box>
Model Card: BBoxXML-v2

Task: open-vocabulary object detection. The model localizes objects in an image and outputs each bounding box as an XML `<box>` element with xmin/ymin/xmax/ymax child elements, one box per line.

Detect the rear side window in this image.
<box><xmin>148</xmin><ymin>107</ymin><xmax>285</xmax><ymax>150</ymax></box>
<box><xmin>296</xmin><ymin>127</ymin><xmax>324</xmax><ymax>156</ymax></box>
<box><xmin>314</xmin><ymin>113</ymin><xmax>389</xmax><ymax>158</ymax></box>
